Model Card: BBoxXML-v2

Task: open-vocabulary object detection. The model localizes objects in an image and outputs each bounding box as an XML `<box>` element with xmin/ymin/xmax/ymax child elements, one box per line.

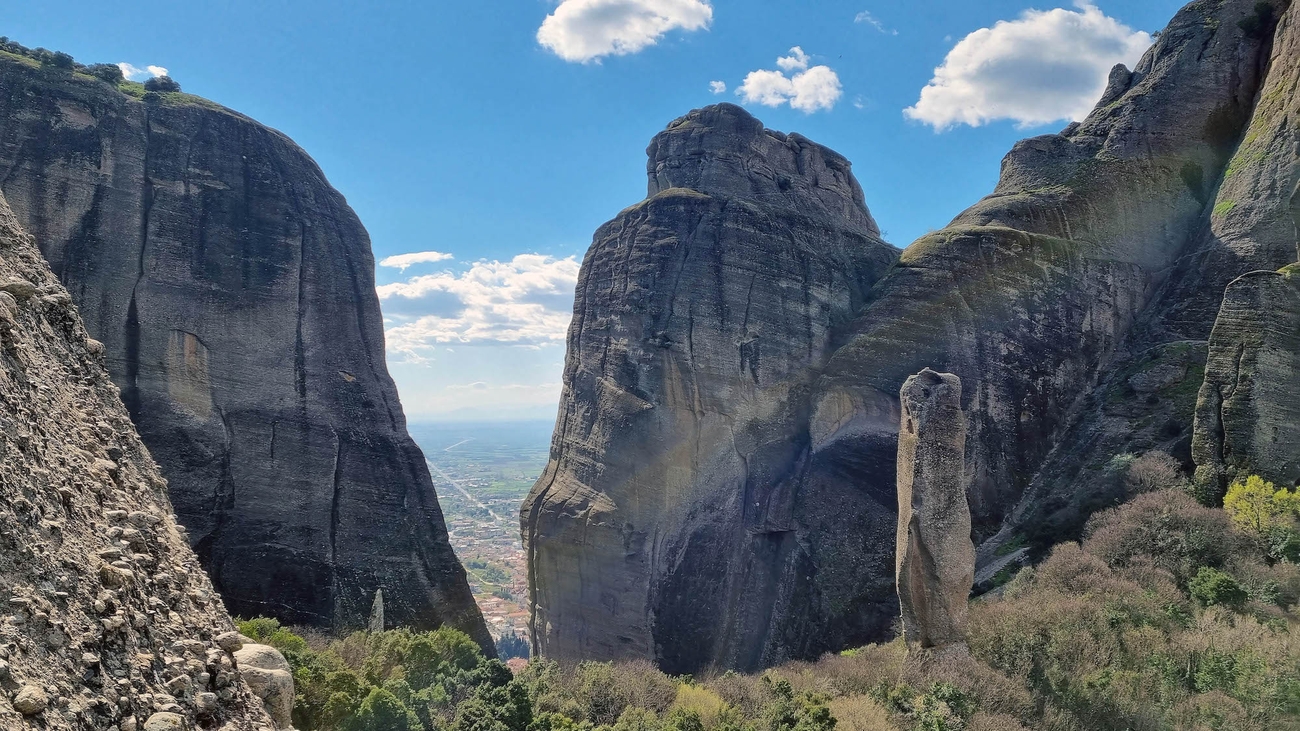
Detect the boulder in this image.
<box><xmin>235</xmin><ymin>644</ymin><xmax>295</xmax><ymax>729</ymax></box>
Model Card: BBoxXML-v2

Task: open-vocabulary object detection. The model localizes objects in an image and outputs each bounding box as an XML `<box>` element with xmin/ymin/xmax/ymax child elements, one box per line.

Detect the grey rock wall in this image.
<box><xmin>0</xmin><ymin>189</ymin><xmax>272</xmax><ymax>730</ymax></box>
<box><xmin>0</xmin><ymin>60</ymin><xmax>491</xmax><ymax>648</ymax></box>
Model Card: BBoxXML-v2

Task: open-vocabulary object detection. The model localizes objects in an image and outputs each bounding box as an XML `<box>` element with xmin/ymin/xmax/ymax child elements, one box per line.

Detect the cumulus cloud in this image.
<box><xmin>905</xmin><ymin>2</ymin><xmax>1152</xmax><ymax>130</ymax></box>
<box><xmin>379</xmin><ymin>251</ymin><xmax>454</xmax><ymax>272</ymax></box>
<box><xmin>776</xmin><ymin>46</ymin><xmax>810</xmax><ymax>72</ymax></box>
<box><xmin>538</xmin><ymin>0</ymin><xmax>713</xmax><ymax>63</ymax></box>
<box><xmin>117</xmin><ymin>63</ymin><xmax>168</xmax><ymax>81</ymax></box>
<box><xmin>737</xmin><ymin>48</ymin><xmax>842</xmax><ymax>113</ymax></box>
<box><xmin>854</xmin><ymin>11</ymin><xmax>897</xmax><ymax>35</ymax></box>
<box><xmin>378</xmin><ymin>254</ymin><xmax>580</xmax><ymax>359</ymax></box>
<box><xmin>709</xmin><ymin>80</ymin><xmax>727</xmax><ymax>94</ymax></box>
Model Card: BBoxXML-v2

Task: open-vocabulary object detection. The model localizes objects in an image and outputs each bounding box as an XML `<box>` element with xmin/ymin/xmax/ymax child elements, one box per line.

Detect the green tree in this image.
<box><xmin>1189</xmin><ymin>567</ymin><xmax>1248</xmax><ymax>609</ymax></box>
<box><xmin>144</xmin><ymin>75</ymin><xmax>181</xmax><ymax>92</ymax></box>
<box><xmin>350</xmin><ymin>687</ymin><xmax>422</xmax><ymax>731</ymax></box>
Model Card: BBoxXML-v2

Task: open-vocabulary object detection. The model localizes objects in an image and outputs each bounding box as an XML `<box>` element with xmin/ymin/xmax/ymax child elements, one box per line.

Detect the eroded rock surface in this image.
<box><xmin>1193</xmin><ymin>270</ymin><xmax>1300</xmax><ymax>498</ymax></box>
<box><xmin>528</xmin><ymin>0</ymin><xmax>1300</xmax><ymax>671</ymax></box>
<box><xmin>523</xmin><ymin>103</ymin><xmax>899</xmax><ymax>673</ymax></box>
<box><xmin>0</xmin><ymin>190</ymin><xmax>271</xmax><ymax>729</ymax></box>
<box><xmin>0</xmin><ymin>56</ymin><xmax>490</xmax><ymax>647</ymax></box>
<box><xmin>895</xmin><ymin>370</ymin><xmax>972</xmax><ymax>649</ymax></box>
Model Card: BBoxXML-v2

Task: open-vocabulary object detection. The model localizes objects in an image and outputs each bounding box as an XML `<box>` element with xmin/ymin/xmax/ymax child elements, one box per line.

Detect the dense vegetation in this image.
<box><xmin>244</xmin><ymin>456</ymin><xmax>1299</xmax><ymax>731</ymax></box>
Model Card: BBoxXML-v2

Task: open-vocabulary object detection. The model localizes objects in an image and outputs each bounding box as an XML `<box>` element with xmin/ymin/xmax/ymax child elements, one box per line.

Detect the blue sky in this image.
<box><xmin>6</xmin><ymin>0</ymin><xmax>1185</xmax><ymax>421</ymax></box>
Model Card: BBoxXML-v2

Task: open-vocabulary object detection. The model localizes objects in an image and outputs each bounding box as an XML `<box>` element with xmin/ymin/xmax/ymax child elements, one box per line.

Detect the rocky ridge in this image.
<box><xmin>0</xmin><ymin>55</ymin><xmax>491</xmax><ymax>648</ymax></box>
<box><xmin>527</xmin><ymin>0</ymin><xmax>1300</xmax><ymax>672</ymax></box>
<box><xmin>0</xmin><ymin>189</ymin><xmax>272</xmax><ymax>729</ymax></box>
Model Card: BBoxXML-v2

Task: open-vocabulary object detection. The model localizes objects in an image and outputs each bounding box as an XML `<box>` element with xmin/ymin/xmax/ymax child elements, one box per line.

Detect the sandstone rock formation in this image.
<box><xmin>0</xmin><ymin>55</ymin><xmax>491</xmax><ymax>647</ymax></box>
<box><xmin>523</xmin><ymin>103</ymin><xmax>899</xmax><ymax>673</ymax></box>
<box><xmin>895</xmin><ymin>370</ymin><xmax>973</xmax><ymax>649</ymax></box>
<box><xmin>1192</xmin><ymin>269</ymin><xmax>1300</xmax><ymax>498</ymax></box>
<box><xmin>528</xmin><ymin>0</ymin><xmax>1300</xmax><ymax>672</ymax></box>
<box><xmin>232</xmin><ymin>639</ymin><xmax>295</xmax><ymax>730</ymax></box>
<box><xmin>0</xmin><ymin>189</ymin><xmax>271</xmax><ymax>729</ymax></box>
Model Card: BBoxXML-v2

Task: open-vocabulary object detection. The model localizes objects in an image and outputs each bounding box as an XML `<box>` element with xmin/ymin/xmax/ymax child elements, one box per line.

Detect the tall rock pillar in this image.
<box><xmin>895</xmin><ymin>369</ymin><xmax>974</xmax><ymax>649</ymax></box>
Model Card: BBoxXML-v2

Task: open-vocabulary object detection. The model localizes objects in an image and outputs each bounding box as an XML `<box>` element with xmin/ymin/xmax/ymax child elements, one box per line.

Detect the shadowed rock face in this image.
<box><xmin>895</xmin><ymin>370</ymin><xmax>972</xmax><ymax>650</ymax></box>
<box><xmin>0</xmin><ymin>190</ymin><xmax>272</xmax><ymax>729</ymax></box>
<box><xmin>523</xmin><ymin>104</ymin><xmax>899</xmax><ymax>674</ymax></box>
<box><xmin>0</xmin><ymin>59</ymin><xmax>491</xmax><ymax>648</ymax></box>
<box><xmin>529</xmin><ymin>0</ymin><xmax>1300</xmax><ymax>672</ymax></box>
<box><xmin>1193</xmin><ymin>271</ymin><xmax>1300</xmax><ymax>498</ymax></box>
<box><xmin>1191</xmin><ymin>0</ymin><xmax>1300</xmax><ymax>502</ymax></box>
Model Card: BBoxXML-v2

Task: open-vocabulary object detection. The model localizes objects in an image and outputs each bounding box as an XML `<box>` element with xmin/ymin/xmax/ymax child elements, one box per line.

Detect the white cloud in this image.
<box><xmin>117</xmin><ymin>63</ymin><xmax>168</xmax><ymax>81</ymax></box>
<box><xmin>776</xmin><ymin>46</ymin><xmax>810</xmax><ymax>72</ymax></box>
<box><xmin>379</xmin><ymin>251</ymin><xmax>455</xmax><ymax>271</ymax></box>
<box><xmin>854</xmin><ymin>11</ymin><xmax>898</xmax><ymax>35</ymax></box>
<box><xmin>905</xmin><ymin>2</ymin><xmax>1152</xmax><ymax>131</ymax></box>
<box><xmin>378</xmin><ymin>254</ymin><xmax>580</xmax><ymax>358</ymax></box>
<box><xmin>537</xmin><ymin>0</ymin><xmax>713</xmax><ymax>63</ymax></box>
<box><xmin>737</xmin><ymin>48</ymin><xmax>842</xmax><ymax>113</ymax></box>
<box><xmin>709</xmin><ymin>80</ymin><xmax>727</xmax><ymax>94</ymax></box>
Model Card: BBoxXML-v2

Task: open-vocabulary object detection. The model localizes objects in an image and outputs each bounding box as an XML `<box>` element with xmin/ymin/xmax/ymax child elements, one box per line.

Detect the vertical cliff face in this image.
<box><xmin>0</xmin><ymin>190</ymin><xmax>271</xmax><ymax>730</ymax></box>
<box><xmin>0</xmin><ymin>59</ymin><xmax>491</xmax><ymax>648</ymax></box>
<box><xmin>818</xmin><ymin>0</ymin><xmax>1276</xmax><ymax>536</ymax></box>
<box><xmin>1190</xmin><ymin>0</ymin><xmax>1300</xmax><ymax>501</ymax></box>
<box><xmin>523</xmin><ymin>104</ymin><xmax>899</xmax><ymax>673</ymax></box>
<box><xmin>528</xmin><ymin>0</ymin><xmax>1300</xmax><ymax>672</ymax></box>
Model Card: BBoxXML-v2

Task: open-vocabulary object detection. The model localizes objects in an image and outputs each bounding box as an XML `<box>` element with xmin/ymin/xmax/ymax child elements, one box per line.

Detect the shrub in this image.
<box><xmin>144</xmin><ymin>74</ymin><xmax>181</xmax><ymax>92</ymax></box>
<box><xmin>673</xmin><ymin>684</ymin><xmax>728</xmax><ymax>727</ymax></box>
<box><xmin>85</xmin><ymin>63</ymin><xmax>123</xmax><ymax>82</ymax></box>
<box><xmin>1084</xmin><ymin>490</ymin><xmax>1241</xmax><ymax>583</ymax></box>
<box><xmin>353</xmin><ymin>687</ymin><xmax>423</xmax><ymax>731</ymax></box>
<box><xmin>1122</xmin><ymin>452</ymin><xmax>1188</xmax><ymax>497</ymax></box>
<box><xmin>1189</xmin><ymin>568</ymin><xmax>1248</xmax><ymax>609</ymax></box>
<box><xmin>825</xmin><ymin>696</ymin><xmax>894</xmax><ymax>731</ymax></box>
<box><xmin>612</xmin><ymin>707</ymin><xmax>662</xmax><ymax>731</ymax></box>
<box><xmin>664</xmin><ymin>709</ymin><xmax>707</xmax><ymax>731</ymax></box>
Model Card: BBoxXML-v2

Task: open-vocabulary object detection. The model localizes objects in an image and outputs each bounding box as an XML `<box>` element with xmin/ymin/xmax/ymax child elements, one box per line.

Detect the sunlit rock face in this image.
<box><xmin>524</xmin><ymin>104</ymin><xmax>899</xmax><ymax>674</ymax></box>
<box><xmin>0</xmin><ymin>56</ymin><xmax>491</xmax><ymax>649</ymax></box>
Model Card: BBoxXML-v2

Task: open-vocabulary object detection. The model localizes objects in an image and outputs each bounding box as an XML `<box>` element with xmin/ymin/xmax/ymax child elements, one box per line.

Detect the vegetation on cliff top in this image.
<box><xmin>0</xmin><ymin>35</ymin><xmax>224</xmax><ymax>111</ymax></box>
<box><xmin>245</xmin><ymin>458</ymin><xmax>1300</xmax><ymax>731</ymax></box>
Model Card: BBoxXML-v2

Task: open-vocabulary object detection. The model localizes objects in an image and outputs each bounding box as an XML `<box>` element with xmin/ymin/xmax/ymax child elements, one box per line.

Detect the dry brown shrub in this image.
<box><xmin>1083</xmin><ymin>490</ymin><xmax>1242</xmax><ymax>582</ymax></box>
<box><xmin>899</xmin><ymin>649</ymin><xmax>1035</xmax><ymax>722</ymax></box>
<box><xmin>1168</xmin><ymin>691</ymin><xmax>1252</xmax><ymax>731</ymax></box>
<box><xmin>826</xmin><ymin>695</ymin><xmax>898</xmax><ymax>731</ymax></box>
<box><xmin>799</xmin><ymin>643</ymin><xmax>907</xmax><ymax>697</ymax></box>
<box><xmin>966</xmin><ymin>712</ymin><xmax>1031</xmax><ymax>731</ymax></box>
<box><xmin>704</xmin><ymin>671</ymin><xmax>765</xmax><ymax>718</ymax></box>
<box><xmin>1230</xmin><ymin>556</ymin><xmax>1300</xmax><ymax>607</ymax></box>
<box><xmin>617</xmin><ymin>660</ymin><xmax>679</xmax><ymax>713</ymax></box>
<box><xmin>1124</xmin><ymin>451</ymin><xmax>1189</xmax><ymax>497</ymax></box>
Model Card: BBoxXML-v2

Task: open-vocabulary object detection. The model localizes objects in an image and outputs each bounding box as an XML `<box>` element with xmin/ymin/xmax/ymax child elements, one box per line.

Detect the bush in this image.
<box><xmin>1122</xmin><ymin>452</ymin><xmax>1188</xmax><ymax>497</ymax></box>
<box><xmin>353</xmin><ymin>687</ymin><xmax>423</xmax><ymax>731</ymax></box>
<box><xmin>1189</xmin><ymin>567</ymin><xmax>1248</xmax><ymax>609</ymax></box>
<box><xmin>144</xmin><ymin>74</ymin><xmax>181</xmax><ymax>92</ymax></box>
<box><xmin>85</xmin><ymin>63</ymin><xmax>123</xmax><ymax>82</ymax></box>
<box><xmin>1084</xmin><ymin>490</ymin><xmax>1242</xmax><ymax>583</ymax></box>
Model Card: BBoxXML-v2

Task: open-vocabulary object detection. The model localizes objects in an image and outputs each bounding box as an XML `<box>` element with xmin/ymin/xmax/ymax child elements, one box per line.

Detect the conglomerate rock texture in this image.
<box><xmin>0</xmin><ymin>190</ymin><xmax>271</xmax><ymax>729</ymax></box>
<box><xmin>0</xmin><ymin>57</ymin><xmax>490</xmax><ymax>648</ymax></box>
<box><xmin>528</xmin><ymin>0</ymin><xmax>1300</xmax><ymax>672</ymax></box>
<box><xmin>894</xmin><ymin>370</ymin><xmax>972</xmax><ymax>650</ymax></box>
<box><xmin>523</xmin><ymin>104</ymin><xmax>899</xmax><ymax>673</ymax></box>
